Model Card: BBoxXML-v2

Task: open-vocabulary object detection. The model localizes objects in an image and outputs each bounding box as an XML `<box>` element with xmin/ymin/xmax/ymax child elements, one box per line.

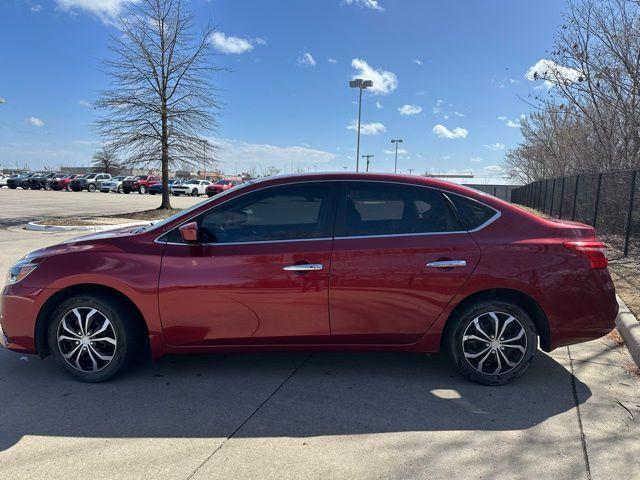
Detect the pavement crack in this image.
<box><xmin>567</xmin><ymin>346</ymin><xmax>592</xmax><ymax>480</ymax></box>
<box><xmin>184</xmin><ymin>353</ymin><xmax>313</xmax><ymax>480</ymax></box>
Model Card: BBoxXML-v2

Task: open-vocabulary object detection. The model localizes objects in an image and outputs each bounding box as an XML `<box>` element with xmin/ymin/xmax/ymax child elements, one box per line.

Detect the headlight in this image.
<box><xmin>7</xmin><ymin>259</ymin><xmax>39</xmax><ymax>285</ymax></box>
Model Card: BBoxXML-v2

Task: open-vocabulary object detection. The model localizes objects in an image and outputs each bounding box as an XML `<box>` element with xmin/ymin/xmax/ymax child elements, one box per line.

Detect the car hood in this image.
<box><xmin>24</xmin><ymin>226</ymin><xmax>145</xmax><ymax>261</ymax></box>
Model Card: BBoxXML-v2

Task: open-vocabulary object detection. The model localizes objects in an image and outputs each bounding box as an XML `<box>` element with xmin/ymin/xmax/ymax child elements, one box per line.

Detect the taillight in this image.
<box><xmin>564</xmin><ymin>241</ymin><xmax>608</xmax><ymax>269</ymax></box>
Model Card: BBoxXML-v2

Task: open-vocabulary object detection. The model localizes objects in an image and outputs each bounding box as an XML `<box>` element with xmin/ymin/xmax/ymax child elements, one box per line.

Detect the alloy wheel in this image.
<box><xmin>56</xmin><ymin>307</ymin><xmax>118</xmax><ymax>372</ymax></box>
<box><xmin>461</xmin><ymin>311</ymin><xmax>527</xmax><ymax>376</ymax></box>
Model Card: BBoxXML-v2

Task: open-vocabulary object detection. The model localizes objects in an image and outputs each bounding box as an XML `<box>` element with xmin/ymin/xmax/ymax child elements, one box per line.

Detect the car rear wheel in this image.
<box><xmin>48</xmin><ymin>294</ymin><xmax>140</xmax><ymax>382</ymax></box>
<box><xmin>191</xmin><ymin>188</ymin><xmax>198</xmax><ymax>196</ymax></box>
<box><xmin>139</xmin><ymin>185</ymin><xmax>147</xmax><ymax>194</ymax></box>
<box><xmin>446</xmin><ymin>299</ymin><xmax>537</xmax><ymax>386</ymax></box>
<box><xmin>88</xmin><ymin>184</ymin><xmax>96</xmax><ymax>192</ymax></box>
<box><xmin>117</xmin><ymin>185</ymin><xmax>123</xmax><ymax>194</ymax></box>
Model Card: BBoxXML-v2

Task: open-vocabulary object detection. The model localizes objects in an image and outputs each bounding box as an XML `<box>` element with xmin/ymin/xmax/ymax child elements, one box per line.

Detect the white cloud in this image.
<box><xmin>328</xmin><ymin>57</ymin><xmax>338</xmax><ymax>64</ymax></box>
<box><xmin>78</xmin><ymin>100</ymin><xmax>92</xmax><ymax>108</ymax></box>
<box><xmin>27</xmin><ymin>117</ymin><xmax>44</xmax><ymax>127</ymax></box>
<box><xmin>342</xmin><ymin>0</ymin><xmax>384</xmax><ymax>12</ymax></box>
<box><xmin>432</xmin><ymin>99</ymin><xmax>444</xmax><ymax>114</ymax></box>
<box><xmin>351</xmin><ymin>58</ymin><xmax>398</xmax><ymax>95</ymax></box>
<box><xmin>432</xmin><ymin>124</ymin><xmax>468</xmax><ymax>139</ymax></box>
<box><xmin>0</xmin><ymin>98</ymin><xmax>6</xmax><ymax>104</ymax></box>
<box><xmin>347</xmin><ymin>121</ymin><xmax>386</xmax><ymax>135</ymax></box>
<box><xmin>297</xmin><ymin>52</ymin><xmax>317</xmax><ymax>66</ymax></box>
<box><xmin>210</xmin><ymin>32</ymin><xmax>260</xmax><ymax>55</ymax></box>
<box><xmin>506</xmin><ymin>120</ymin><xmax>520</xmax><ymax>128</ymax></box>
<box><xmin>525</xmin><ymin>59</ymin><xmax>583</xmax><ymax>88</ymax></box>
<box><xmin>497</xmin><ymin>115</ymin><xmax>507</xmax><ymax>121</ymax></box>
<box><xmin>470</xmin><ymin>157</ymin><xmax>483</xmax><ymax>163</ymax></box>
<box><xmin>483</xmin><ymin>142</ymin><xmax>506</xmax><ymax>151</ymax></box>
<box><xmin>481</xmin><ymin>165</ymin><xmax>505</xmax><ymax>175</ymax></box>
<box><xmin>454</xmin><ymin>111</ymin><xmax>465</xmax><ymax>117</ymax></box>
<box><xmin>54</xmin><ymin>0</ymin><xmax>133</xmax><ymax>20</ymax></box>
<box><xmin>215</xmin><ymin>138</ymin><xmax>335</xmax><ymax>172</ymax></box>
<box><xmin>384</xmin><ymin>148</ymin><xmax>408</xmax><ymax>155</ymax></box>
<box><xmin>498</xmin><ymin>116</ymin><xmax>522</xmax><ymax>128</ymax></box>
<box><xmin>375</xmin><ymin>101</ymin><xmax>383</xmax><ymax>109</ymax></box>
<box><xmin>413</xmin><ymin>59</ymin><xmax>423</xmax><ymax>66</ymax></box>
<box><xmin>398</xmin><ymin>104</ymin><xmax>422</xmax><ymax>115</ymax></box>
<box><xmin>30</xmin><ymin>4</ymin><xmax>43</xmax><ymax>12</ymax></box>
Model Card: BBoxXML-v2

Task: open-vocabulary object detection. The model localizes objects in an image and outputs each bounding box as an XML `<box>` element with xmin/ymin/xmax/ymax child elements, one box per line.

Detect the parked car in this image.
<box><xmin>7</xmin><ymin>172</ymin><xmax>35</xmax><ymax>189</ymax></box>
<box><xmin>0</xmin><ymin>174</ymin><xmax>7</xmax><ymax>188</ymax></box>
<box><xmin>25</xmin><ymin>172</ymin><xmax>63</xmax><ymax>190</ymax></box>
<box><xmin>206</xmin><ymin>179</ymin><xmax>240</xmax><ymax>197</ymax></box>
<box><xmin>0</xmin><ymin>173</ymin><xmax>618</xmax><ymax>383</ymax></box>
<box><xmin>49</xmin><ymin>174</ymin><xmax>79</xmax><ymax>191</ymax></box>
<box><xmin>149</xmin><ymin>179</ymin><xmax>178</xmax><ymax>195</ymax></box>
<box><xmin>70</xmin><ymin>173</ymin><xmax>112</xmax><ymax>192</ymax></box>
<box><xmin>171</xmin><ymin>179</ymin><xmax>211</xmax><ymax>196</ymax></box>
<box><xmin>100</xmin><ymin>176</ymin><xmax>130</xmax><ymax>193</ymax></box>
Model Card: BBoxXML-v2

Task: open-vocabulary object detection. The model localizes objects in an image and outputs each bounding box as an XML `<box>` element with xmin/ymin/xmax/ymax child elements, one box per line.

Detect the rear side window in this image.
<box><xmin>339</xmin><ymin>182</ymin><xmax>462</xmax><ymax>237</ymax></box>
<box><xmin>447</xmin><ymin>193</ymin><xmax>497</xmax><ymax>230</ymax></box>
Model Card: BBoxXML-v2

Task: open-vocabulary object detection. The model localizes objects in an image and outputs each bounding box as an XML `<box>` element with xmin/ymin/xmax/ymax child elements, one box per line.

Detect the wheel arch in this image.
<box><xmin>441</xmin><ymin>288</ymin><xmax>551</xmax><ymax>352</ymax></box>
<box><xmin>35</xmin><ymin>283</ymin><xmax>149</xmax><ymax>358</ymax></box>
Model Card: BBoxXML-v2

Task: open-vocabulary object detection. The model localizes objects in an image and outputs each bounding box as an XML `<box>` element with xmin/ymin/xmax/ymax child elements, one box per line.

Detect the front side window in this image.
<box><xmin>197</xmin><ymin>183</ymin><xmax>334</xmax><ymax>244</ymax></box>
<box><xmin>338</xmin><ymin>182</ymin><xmax>462</xmax><ymax>237</ymax></box>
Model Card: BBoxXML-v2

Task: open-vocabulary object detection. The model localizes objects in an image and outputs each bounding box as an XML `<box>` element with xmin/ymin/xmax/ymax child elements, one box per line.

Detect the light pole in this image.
<box><xmin>362</xmin><ymin>154</ymin><xmax>374</xmax><ymax>172</ymax></box>
<box><xmin>391</xmin><ymin>139</ymin><xmax>403</xmax><ymax>173</ymax></box>
<box><xmin>349</xmin><ymin>78</ymin><xmax>373</xmax><ymax>172</ymax></box>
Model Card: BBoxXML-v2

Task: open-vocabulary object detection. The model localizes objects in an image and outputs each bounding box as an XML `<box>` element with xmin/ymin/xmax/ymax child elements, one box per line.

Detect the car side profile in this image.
<box><xmin>1</xmin><ymin>173</ymin><xmax>617</xmax><ymax>384</ymax></box>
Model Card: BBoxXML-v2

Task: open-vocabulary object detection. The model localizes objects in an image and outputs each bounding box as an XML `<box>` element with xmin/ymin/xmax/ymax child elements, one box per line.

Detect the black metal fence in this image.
<box><xmin>511</xmin><ymin>170</ymin><xmax>640</xmax><ymax>257</ymax></box>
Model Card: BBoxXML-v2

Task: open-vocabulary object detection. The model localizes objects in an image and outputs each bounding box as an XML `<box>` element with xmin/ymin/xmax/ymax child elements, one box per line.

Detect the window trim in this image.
<box><xmin>154</xmin><ymin>179</ymin><xmax>500</xmax><ymax>246</ymax></box>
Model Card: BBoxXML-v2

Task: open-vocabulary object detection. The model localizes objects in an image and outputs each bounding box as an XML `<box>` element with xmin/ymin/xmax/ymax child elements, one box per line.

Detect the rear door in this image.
<box><xmin>329</xmin><ymin>181</ymin><xmax>481</xmax><ymax>344</ymax></box>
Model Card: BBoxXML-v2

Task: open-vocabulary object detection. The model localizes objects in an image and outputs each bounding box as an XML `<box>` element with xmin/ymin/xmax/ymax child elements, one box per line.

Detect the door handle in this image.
<box><xmin>283</xmin><ymin>263</ymin><xmax>323</xmax><ymax>272</ymax></box>
<box><xmin>426</xmin><ymin>260</ymin><xmax>467</xmax><ymax>268</ymax></box>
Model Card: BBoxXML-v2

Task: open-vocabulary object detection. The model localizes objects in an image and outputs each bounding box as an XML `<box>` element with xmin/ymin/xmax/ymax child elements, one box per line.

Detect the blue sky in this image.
<box><xmin>0</xmin><ymin>0</ymin><xmax>567</xmax><ymax>176</ymax></box>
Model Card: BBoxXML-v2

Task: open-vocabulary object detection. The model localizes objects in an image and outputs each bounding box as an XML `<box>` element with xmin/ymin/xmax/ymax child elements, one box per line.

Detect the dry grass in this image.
<box><xmin>38</xmin><ymin>208</ymin><xmax>182</xmax><ymax>227</ymax></box>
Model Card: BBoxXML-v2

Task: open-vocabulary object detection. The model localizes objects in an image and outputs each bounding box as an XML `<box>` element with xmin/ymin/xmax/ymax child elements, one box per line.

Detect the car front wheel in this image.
<box><xmin>191</xmin><ymin>188</ymin><xmax>198</xmax><ymax>196</ymax></box>
<box><xmin>446</xmin><ymin>299</ymin><xmax>537</xmax><ymax>386</ymax></box>
<box><xmin>48</xmin><ymin>294</ymin><xmax>141</xmax><ymax>382</ymax></box>
<box><xmin>139</xmin><ymin>185</ymin><xmax>147</xmax><ymax>194</ymax></box>
<box><xmin>88</xmin><ymin>184</ymin><xmax>96</xmax><ymax>192</ymax></box>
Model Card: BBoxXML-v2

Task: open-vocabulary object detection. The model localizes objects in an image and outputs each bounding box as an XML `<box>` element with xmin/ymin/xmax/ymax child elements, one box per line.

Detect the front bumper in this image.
<box><xmin>0</xmin><ymin>284</ymin><xmax>52</xmax><ymax>354</ymax></box>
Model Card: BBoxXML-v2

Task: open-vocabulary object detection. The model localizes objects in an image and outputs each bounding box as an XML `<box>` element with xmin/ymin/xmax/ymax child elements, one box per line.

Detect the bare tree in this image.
<box><xmin>95</xmin><ymin>0</ymin><xmax>220</xmax><ymax>209</ymax></box>
<box><xmin>259</xmin><ymin>165</ymin><xmax>281</xmax><ymax>177</ymax></box>
<box><xmin>92</xmin><ymin>147</ymin><xmax>120</xmax><ymax>174</ymax></box>
<box><xmin>509</xmin><ymin>0</ymin><xmax>640</xmax><ymax>182</ymax></box>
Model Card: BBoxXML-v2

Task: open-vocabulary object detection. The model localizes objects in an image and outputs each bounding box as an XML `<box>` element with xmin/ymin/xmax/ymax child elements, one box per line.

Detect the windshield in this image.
<box><xmin>54</xmin><ymin>173</ymin><xmax>66</xmax><ymax>178</ymax></box>
<box><xmin>85</xmin><ymin>174</ymin><xmax>97</xmax><ymax>179</ymax></box>
<box><xmin>185</xmin><ymin>179</ymin><xmax>199</xmax><ymax>184</ymax></box>
<box><xmin>216</xmin><ymin>179</ymin><xmax>231</xmax><ymax>185</ymax></box>
<box><xmin>142</xmin><ymin>179</ymin><xmax>257</xmax><ymax>233</ymax></box>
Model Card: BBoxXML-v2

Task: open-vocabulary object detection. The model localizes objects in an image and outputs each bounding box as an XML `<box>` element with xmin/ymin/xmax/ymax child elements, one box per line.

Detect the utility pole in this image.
<box><xmin>391</xmin><ymin>139</ymin><xmax>403</xmax><ymax>173</ymax></box>
<box><xmin>362</xmin><ymin>154</ymin><xmax>374</xmax><ymax>172</ymax></box>
<box><xmin>408</xmin><ymin>168</ymin><xmax>414</xmax><ymax>175</ymax></box>
<box><xmin>349</xmin><ymin>78</ymin><xmax>373</xmax><ymax>172</ymax></box>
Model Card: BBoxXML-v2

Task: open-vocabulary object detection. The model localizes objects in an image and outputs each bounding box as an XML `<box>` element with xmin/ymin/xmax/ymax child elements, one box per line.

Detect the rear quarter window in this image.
<box><xmin>448</xmin><ymin>193</ymin><xmax>498</xmax><ymax>230</ymax></box>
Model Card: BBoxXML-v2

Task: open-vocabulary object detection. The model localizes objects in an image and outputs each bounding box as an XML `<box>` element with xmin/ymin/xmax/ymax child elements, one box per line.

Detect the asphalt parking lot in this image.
<box><xmin>0</xmin><ymin>188</ymin><xmax>639</xmax><ymax>479</ymax></box>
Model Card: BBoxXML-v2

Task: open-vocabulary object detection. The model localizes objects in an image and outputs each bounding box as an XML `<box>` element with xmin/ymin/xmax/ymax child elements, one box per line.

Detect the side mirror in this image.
<box><xmin>179</xmin><ymin>221</ymin><xmax>199</xmax><ymax>243</ymax></box>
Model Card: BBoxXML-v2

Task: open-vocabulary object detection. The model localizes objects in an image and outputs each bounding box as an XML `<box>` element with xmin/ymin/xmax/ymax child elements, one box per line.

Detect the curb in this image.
<box><xmin>25</xmin><ymin>220</ymin><xmax>151</xmax><ymax>232</ymax></box>
<box><xmin>616</xmin><ymin>296</ymin><xmax>640</xmax><ymax>367</ymax></box>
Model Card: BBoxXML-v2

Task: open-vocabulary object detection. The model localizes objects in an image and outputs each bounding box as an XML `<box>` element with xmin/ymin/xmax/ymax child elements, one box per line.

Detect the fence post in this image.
<box><xmin>559</xmin><ymin>177</ymin><xmax>566</xmax><ymax>219</ymax></box>
<box><xmin>592</xmin><ymin>173</ymin><xmax>603</xmax><ymax>228</ymax></box>
<box><xmin>623</xmin><ymin>170</ymin><xmax>637</xmax><ymax>256</ymax></box>
<box><xmin>571</xmin><ymin>175</ymin><xmax>579</xmax><ymax>221</ymax></box>
<box><xmin>550</xmin><ymin>179</ymin><xmax>556</xmax><ymax>217</ymax></box>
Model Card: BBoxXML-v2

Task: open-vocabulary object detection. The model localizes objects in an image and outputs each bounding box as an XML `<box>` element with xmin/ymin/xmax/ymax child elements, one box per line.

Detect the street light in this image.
<box><xmin>362</xmin><ymin>154</ymin><xmax>374</xmax><ymax>172</ymax></box>
<box><xmin>391</xmin><ymin>139</ymin><xmax>403</xmax><ymax>173</ymax></box>
<box><xmin>349</xmin><ymin>78</ymin><xmax>373</xmax><ymax>172</ymax></box>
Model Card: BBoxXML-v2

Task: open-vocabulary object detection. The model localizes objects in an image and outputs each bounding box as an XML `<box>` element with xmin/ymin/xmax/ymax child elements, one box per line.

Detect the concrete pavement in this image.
<box><xmin>0</xmin><ymin>189</ymin><xmax>638</xmax><ymax>479</ymax></box>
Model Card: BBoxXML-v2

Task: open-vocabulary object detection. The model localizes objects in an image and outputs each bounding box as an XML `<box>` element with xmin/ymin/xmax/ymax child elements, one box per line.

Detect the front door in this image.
<box><xmin>158</xmin><ymin>182</ymin><xmax>337</xmax><ymax>346</ymax></box>
<box><xmin>329</xmin><ymin>181</ymin><xmax>481</xmax><ymax>344</ymax></box>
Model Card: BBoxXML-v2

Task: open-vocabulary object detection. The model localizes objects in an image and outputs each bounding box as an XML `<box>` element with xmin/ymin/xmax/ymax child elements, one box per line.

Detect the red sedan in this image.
<box><xmin>206</xmin><ymin>179</ymin><xmax>240</xmax><ymax>197</ymax></box>
<box><xmin>1</xmin><ymin>173</ymin><xmax>617</xmax><ymax>384</ymax></box>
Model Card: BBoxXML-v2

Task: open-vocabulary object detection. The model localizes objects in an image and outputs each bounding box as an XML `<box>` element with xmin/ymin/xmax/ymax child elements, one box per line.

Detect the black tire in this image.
<box><xmin>88</xmin><ymin>184</ymin><xmax>96</xmax><ymax>192</ymax></box>
<box><xmin>207</xmin><ymin>193</ymin><xmax>214</xmax><ymax>198</ymax></box>
<box><xmin>117</xmin><ymin>185</ymin><xmax>123</xmax><ymax>194</ymax></box>
<box><xmin>47</xmin><ymin>294</ymin><xmax>141</xmax><ymax>382</ymax></box>
<box><xmin>446</xmin><ymin>299</ymin><xmax>537</xmax><ymax>386</ymax></box>
<box><xmin>149</xmin><ymin>191</ymin><xmax>156</xmax><ymax>195</ymax></box>
<box><xmin>174</xmin><ymin>192</ymin><xmax>181</xmax><ymax>196</ymax></box>
<box><xmin>9</xmin><ymin>184</ymin><xmax>16</xmax><ymax>189</ymax></box>
<box><xmin>66</xmin><ymin>185</ymin><xmax>72</xmax><ymax>192</ymax></box>
<box><xmin>44</xmin><ymin>183</ymin><xmax>51</xmax><ymax>191</ymax></box>
<box><xmin>139</xmin><ymin>185</ymin><xmax>147</xmax><ymax>195</ymax></box>
<box><xmin>191</xmin><ymin>188</ymin><xmax>198</xmax><ymax>197</ymax></box>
